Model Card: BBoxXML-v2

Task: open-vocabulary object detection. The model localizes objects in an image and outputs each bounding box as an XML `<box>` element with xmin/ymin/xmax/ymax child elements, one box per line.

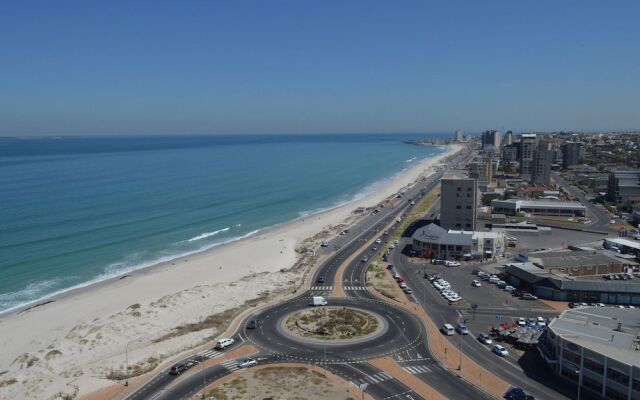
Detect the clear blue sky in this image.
<box><xmin>1</xmin><ymin>1</ymin><xmax>639</xmax><ymax>135</ymax></box>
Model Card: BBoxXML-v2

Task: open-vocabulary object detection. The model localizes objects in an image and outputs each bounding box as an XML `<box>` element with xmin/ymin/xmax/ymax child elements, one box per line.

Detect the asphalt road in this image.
<box><xmin>551</xmin><ymin>171</ymin><xmax>610</xmax><ymax>229</ymax></box>
<box><xmin>390</xmin><ymin>238</ymin><xmax>577</xmax><ymax>400</ymax></box>
<box><xmin>126</xmin><ymin>146</ymin><xmax>499</xmax><ymax>400</ymax></box>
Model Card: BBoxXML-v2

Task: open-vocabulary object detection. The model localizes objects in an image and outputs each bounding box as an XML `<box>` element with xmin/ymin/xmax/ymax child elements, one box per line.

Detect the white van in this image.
<box><xmin>214</xmin><ymin>338</ymin><xmax>235</xmax><ymax>350</ymax></box>
<box><xmin>442</xmin><ymin>323</ymin><xmax>455</xmax><ymax>336</ymax></box>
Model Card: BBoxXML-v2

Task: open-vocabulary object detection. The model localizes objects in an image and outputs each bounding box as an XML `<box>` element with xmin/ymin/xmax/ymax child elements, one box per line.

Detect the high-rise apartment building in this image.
<box><xmin>504</xmin><ymin>130</ymin><xmax>513</xmax><ymax>146</ymax></box>
<box><xmin>532</xmin><ymin>141</ymin><xmax>552</xmax><ymax>185</ymax></box>
<box><xmin>481</xmin><ymin>130</ymin><xmax>502</xmax><ymax>149</ymax></box>
<box><xmin>440</xmin><ymin>175</ymin><xmax>477</xmax><ymax>231</ymax></box>
<box><xmin>562</xmin><ymin>142</ymin><xmax>581</xmax><ymax>169</ymax></box>
<box><xmin>453</xmin><ymin>130</ymin><xmax>464</xmax><ymax>142</ymax></box>
<box><xmin>519</xmin><ymin>134</ymin><xmax>537</xmax><ymax>181</ymax></box>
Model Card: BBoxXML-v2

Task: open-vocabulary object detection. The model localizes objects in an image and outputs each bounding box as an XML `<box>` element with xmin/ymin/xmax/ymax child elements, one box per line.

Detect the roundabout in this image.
<box><xmin>281</xmin><ymin>305</ymin><xmax>387</xmax><ymax>344</ymax></box>
<box><xmin>243</xmin><ymin>295</ymin><xmax>426</xmax><ymax>363</ymax></box>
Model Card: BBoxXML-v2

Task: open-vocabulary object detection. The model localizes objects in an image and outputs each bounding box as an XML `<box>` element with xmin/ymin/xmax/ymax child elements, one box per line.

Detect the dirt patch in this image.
<box><xmin>285</xmin><ymin>307</ymin><xmax>379</xmax><ymax>340</ymax></box>
<box><xmin>205</xmin><ymin>365</ymin><xmax>361</xmax><ymax>400</ymax></box>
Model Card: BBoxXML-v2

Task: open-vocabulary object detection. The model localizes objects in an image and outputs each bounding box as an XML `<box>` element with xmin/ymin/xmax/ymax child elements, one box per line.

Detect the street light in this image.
<box><xmin>125</xmin><ymin>339</ymin><xmax>144</xmax><ymax>386</ymax></box>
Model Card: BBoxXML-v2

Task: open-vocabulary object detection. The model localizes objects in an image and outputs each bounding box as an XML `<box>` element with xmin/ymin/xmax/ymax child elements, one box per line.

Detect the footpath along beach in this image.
<box><xmin>0</xmin><ymin>143</ymin><xmax>463</xmax><ymax>400</ymax></box>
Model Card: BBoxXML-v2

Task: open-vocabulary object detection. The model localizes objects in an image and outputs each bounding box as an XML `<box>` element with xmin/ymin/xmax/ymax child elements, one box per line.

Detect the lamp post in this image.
<box><xmin>124</xmin><ymin>339</ymin><xmax>141</xmax><ymax>386</ymax></box>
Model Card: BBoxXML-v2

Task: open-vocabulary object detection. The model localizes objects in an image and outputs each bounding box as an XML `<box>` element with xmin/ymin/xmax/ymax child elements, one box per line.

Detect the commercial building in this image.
<box><xmin>604</xmin><ymin>238</ymin><xmax>640</xmax><ymax>258</ymax></box>
<box><xmin>562</xmin><ymin>142</ymin><xmax>582</xmax><ymax>169</ymax></box>
<box><xmin>608</xmin><ymin>171</ymin><xmax>640</xmax><ymax>211</ymax></box>
<box><xmin>481</xmin><ymin>130</ymin><xmax>502</xmax><ymax>149</ymax></box>
<box><xmin>411</xmin><ymin>223</ymin><xmax>504</xmax><ymax>260</ymax></box>
<box><xmin>440</xmin><ymin>175</ymin><xmax>477</xmax><ymax>230</ymax></box>
<box><xmin>453</xmin><ymin>130</ymin><xmax>464</xmax><ymax>142</ymax></box>
<box><xmin>491</xmin><ymin>199</ymin><xmax>587</xmax><ymax>217</ymax></box>
<box><xmin>532</xmin><ymin>141</ymin><xmax>552</xmax><ymax>185</ymax></box>
<box><xmin>538</xmin><ymin>307</ymin><xmax>640</xmax><ymax>400</ymax></box>
<box><xmin>504</xmin><ymin>256</ymin><xmax>640</xmax><ymax>305</ymax></box>
<box><xmin>520</xmin><ymin>134</ymin><xmax>537</xmax><ymax>181</ymax></box>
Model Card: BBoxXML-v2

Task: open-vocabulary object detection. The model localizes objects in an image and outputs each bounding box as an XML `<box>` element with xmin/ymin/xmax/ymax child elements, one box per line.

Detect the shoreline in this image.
<box><xmin>0</xmin><ymin>145</ymin><xmax>451</xmax><ymax>318</ymax></box>
<box><xmin>0</xmin><ymin>143</ymin><xmax>463</xmax><ymax>400</ymax></box>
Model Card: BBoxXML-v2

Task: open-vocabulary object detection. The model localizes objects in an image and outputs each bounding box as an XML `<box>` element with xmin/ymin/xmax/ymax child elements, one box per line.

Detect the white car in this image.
<box><xmin>472</xmin><ymin>280</ymin><xmax>481</xmax><ymax>287</ymax></box>
<box><xmin>394</xmin><ymin>239</ymin><xmax>400</xmax><ymax>245</ymax></box>
<box><xmin>238</xmin><ymin>358</ymin><xmax>258</xmax><ymax>368</ymax></box>
<box><xmin>504</xmin><ymin>285</ymin><xmax>515</xmax><ymax>292</ymax></box>
<box><xmin>375</xmin><ymin>239</ymin><xmax>382</xmax><ymax>244</ymax></box>
<box><xmin>215</xmin><ymin>338</ymin><xmax>235</xmax><ymax>350</ymax></box>
<box><xmin>537</xmin><ymin>317</ymin><xmax>546</xmax><ymax>327</ymax></box>
<box><xmin>399</xmin><ymin>282</ymin><xmax>408</xmax><ymax>289</ymax></box>
<box><xmin>389</xmin><ymin>244</ymin><xmax>395</xmax><ymax>249</ymax></box>
<box><xmin>493</xmin><ymin>345</ymin><xmax>509</xmax><ymax>357</ymax></box>
<box><xmin>517</xmin><ymin>317</ymin><xmax>526</xmax><ymax>326</ymax></box>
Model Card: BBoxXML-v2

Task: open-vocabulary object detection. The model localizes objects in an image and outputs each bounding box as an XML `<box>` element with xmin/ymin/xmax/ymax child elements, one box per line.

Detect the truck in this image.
<box><xmin>311</xmin><ymin>296</ymin><xmax>327</xmax><ymax>306</ymax></box>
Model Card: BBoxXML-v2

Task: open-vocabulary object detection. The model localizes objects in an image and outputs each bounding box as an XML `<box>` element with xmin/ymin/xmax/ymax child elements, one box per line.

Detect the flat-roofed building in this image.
<box><xmin>503</xmin><ymin>252</ymin><xmax>640</xmax><ymax>305</ymax></box>
<box><xmin>538</xmin><ymin>307</ymin><xmax>640</xmax><ymax>400</ymax></box>
<box><xmin>608</xmin><ymin>171</ymin><xmax>640</xmax><ymax>211</ymax></box>
<box><xmin>440</xmin><ymin>174</ymin><xmax>477</xmax><ymax>230</ymax></box>
<box><xmin>604</xmin><ymin>238</ymin><xmax>640</xmax><ymax>258</ymax></box>
<box><xmin>520</xmin><ymin>133</ymin><xmax>537</xmax><ymax>181</ymax></box>
<box><xmin>491</xmin><ymin>199</ymin><xmax>587</xmax><ymax>217</ymax></box>
<box><xmin>411</xmin><ymin>223</ymin><xmax>504</xmax><ymax>260</ymax></box>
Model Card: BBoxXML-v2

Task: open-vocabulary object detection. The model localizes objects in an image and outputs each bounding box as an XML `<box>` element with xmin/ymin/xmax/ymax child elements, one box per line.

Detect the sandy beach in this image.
<box><xmin>0</xmin><ymin>143</ymin><xmax>463</xmax><ymax>400</ymax></box>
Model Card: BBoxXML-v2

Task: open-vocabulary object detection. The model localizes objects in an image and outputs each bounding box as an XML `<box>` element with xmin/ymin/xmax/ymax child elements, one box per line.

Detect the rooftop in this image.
<box><xmin>549</xmin><ymin>307</ymin><xmax>640</xmax><ymax>366</ymax></box>
<box><xmin>528</xmin><ymin>251</ymin><xmax>622</xmax><ymax>269</ymax></box>
<box><xmin>605</xmin><ymin>238</ymin><xmax>640</xmax><ymax>251</ymax></box>
<box><xmin>492</xmin><ymin>199</ymin><xmax>587</xmax><ymax>209</ymax></box>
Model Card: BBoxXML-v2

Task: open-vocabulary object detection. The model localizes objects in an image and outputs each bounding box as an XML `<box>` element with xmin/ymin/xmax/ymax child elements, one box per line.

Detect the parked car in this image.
<box><xmin>493</xmin><ymin>344</ymin><xmax>509</xmax><ymax>357</ymax></box>
<box><xmin>403</xmin><ymin>287</ymin><xmax>413</xmax><ymax>294</ymax></box>
<box><xmin>360</xmin><ymin>256</ymin><xmax>368</xmax><ymax>262</ymax></box>
<box><xmin>238</xmin><ymin>358</ymin><xmax>258</xmax><ymax>368</ymax></box>
<box><xmin>504</xmin><ymin>285</ymin><xmax>515</xmax><ymax>292</ymax></box>
<box><xmin>472</xmin><ymin>280</ymin><xmax>481</xmax><ymax>287</ymax></box>
<box><xmin>522</xmin><ymin>293</ymin><xmax>538</xmax><ymax>300</ymax></box>
<box><xmin>399</xmin><ymin>282</ymin><xmax>408</xmax><ymax>289</ymax></box>
<box><xmin>477</xmin><ymin>333</ymin><xmax>492</xmax><ymax>345</ymax></box>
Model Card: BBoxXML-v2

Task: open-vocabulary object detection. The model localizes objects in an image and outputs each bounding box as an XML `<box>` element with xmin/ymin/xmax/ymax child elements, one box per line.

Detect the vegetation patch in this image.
<box><xmin>285</xmin><ymin>307</ymin><xmax>378</xmax><ymax>340</ymax></box>
<box><xmin>206</xmin><ymin>366</ymin><xmax>355</xmax><ymax>400</ymax></box>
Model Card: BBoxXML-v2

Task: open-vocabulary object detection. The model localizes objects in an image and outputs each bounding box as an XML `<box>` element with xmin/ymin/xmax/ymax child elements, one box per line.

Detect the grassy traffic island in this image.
<box><xmin>285</xmin><ymin>306</ymin><xmax>379</xmax><ymax>340</ymax></box>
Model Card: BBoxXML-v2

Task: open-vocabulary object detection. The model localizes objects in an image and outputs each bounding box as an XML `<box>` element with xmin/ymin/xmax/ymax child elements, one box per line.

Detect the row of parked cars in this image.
<box><xmin>474</xmin><ymin>270</ymin><xmax>538</xmax><ymax>300</ymax></box>
<box><xmin>603</xmin><ymin>272</ymin><xmax>635</xmax><ymax>280</ymax></box>
<box><xmin>430</xmin><ymin>259</ymin><xmax>461</xmax><ymax>267</ymax></box>
<box><xmin>392</xmin><ymin>271</ymin><xmax>413</xmax><ymax>294</ymax></box>
<box><xmin>425</xmin><ymin>273</ymin><xmax>462</xmax><ymax>302</ymax></box>
<box><xmin>569</xmin><ymin>302</ymin><xmax>637</xmax><ymax>309</ymax></box>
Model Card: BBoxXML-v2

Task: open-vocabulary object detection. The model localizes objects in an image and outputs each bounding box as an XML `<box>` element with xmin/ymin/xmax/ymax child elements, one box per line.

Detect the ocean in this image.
<box><xmin>0</xmin><ymin>133</ymin><xmax>447</xmax><ymax>313</ymax></box>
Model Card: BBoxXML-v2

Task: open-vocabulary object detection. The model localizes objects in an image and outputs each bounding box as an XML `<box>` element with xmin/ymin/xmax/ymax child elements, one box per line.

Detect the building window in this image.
<box><xmin>583</xmin><ymin>358</ymin><xmax>604</xmax><ymax>375</ymax></box>
<box><xmin>561</xmin><ymin>365</ymin><xmax>579</xmax><ymax>382</ymax></box>
<box><xmin>605</xmin><ymin>387</ymin><xmax>628</xmax><ymax>400</ymax></box>
<box><xmin>582</xmin><ymin>375</ymin><xmax>602</xmax><ymax>394</ymax></box>
<box><xmin>466</xmin><ymin>205</ymin><xmax>472</xmax><ymax>210</ymax></box>
<box><xmin>607</xmin><ymin>367</ymin><xmax>629</xmax><ymax>385</ymax></box>
<box><xmin>457</xmin><ymin>187</ymin><xmax>462</xmax><ymax>191</ymax></box>
<box><xmin>466</xmin><ymin>193</ymin><xmax>471</xmax><ymax>197</ymax></box>
<box><xmin>562</xmin><ymin>349</ymin><xmax>581</xmax><ymax>365</ymax></box>
<box><xmin>456</xmin><ymin>205</ymin><xmax>462</xmax><ymax>209</ymax></box>
<box><xmin>633</xmin><ymin>378</ymin><xmax>640</xmax><ymax>391</ymax></box>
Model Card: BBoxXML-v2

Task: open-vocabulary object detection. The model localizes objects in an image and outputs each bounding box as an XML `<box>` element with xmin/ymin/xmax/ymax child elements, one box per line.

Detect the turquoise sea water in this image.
<box><xmin>0</xmin><ymin>134</ymin><xmax>446</xmax><ymax>313</ymax></box>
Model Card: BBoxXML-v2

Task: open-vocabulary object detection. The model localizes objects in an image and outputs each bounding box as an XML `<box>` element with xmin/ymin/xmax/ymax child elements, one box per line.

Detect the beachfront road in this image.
<box><xmin>126</xmin><ymin>146</ymin><xmax>493</xmax><ymax>400</ymax></box>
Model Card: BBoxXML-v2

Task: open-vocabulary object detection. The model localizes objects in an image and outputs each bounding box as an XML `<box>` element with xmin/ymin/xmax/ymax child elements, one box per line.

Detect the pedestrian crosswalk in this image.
<box><xmin>402</xmin><ymin>365</ymin><xmax>432</xmax><ymax>375</ymax></box>
<box><xmin>310</xmin><ymin>286</ymin><xmax>333</xmax><ymax>291</ymax></box>
<box><xmin>344</xmin><ymin>286</ymin><xmax>367</xmax><ymax>291</ymax></box>
<box><xmin>197</xmin><ymin>349</ymin><xmax>222</xmax><ymax>359</ymax></box>
<box><xmin>351</xmin><ymin>372</ymin><xmax>391</xmax><ymax>386</ymax></box>
<box><xmin>220</xmin><ymin>359</ymin><xmax>238</xmax><ymax>372</ymax></box>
